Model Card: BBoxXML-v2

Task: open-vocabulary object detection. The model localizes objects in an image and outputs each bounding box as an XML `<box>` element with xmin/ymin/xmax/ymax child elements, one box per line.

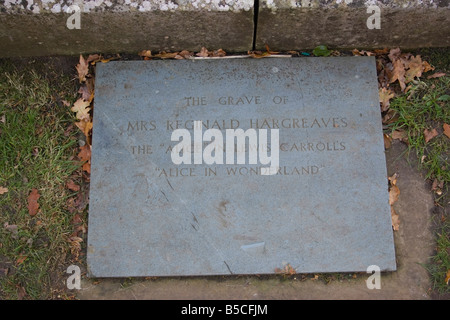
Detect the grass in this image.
<box><xmin>387</xmin><ymin>52</ymin><xmax>450</xmax><ymax>296</ymax></box>
<box><xmin>0</xmin><ymin>60</ymin><xmax>80</xmax><ymax>299</ymax></box>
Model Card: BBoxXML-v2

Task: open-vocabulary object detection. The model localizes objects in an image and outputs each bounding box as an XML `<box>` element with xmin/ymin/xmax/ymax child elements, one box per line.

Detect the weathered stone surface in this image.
<box><xmin>87</xmin><ymin>57</ymin><xmax>396</xmax><ymax>277</ymax></box>
<box><xmin>256</xmin><ymin>0</ymin><xmax>450</xmax><ymax>50</ymax></box>
<box><xmin>0</xmin><ymin>0</ymin><xmax>254</xmax><ymax>57</ymax></box>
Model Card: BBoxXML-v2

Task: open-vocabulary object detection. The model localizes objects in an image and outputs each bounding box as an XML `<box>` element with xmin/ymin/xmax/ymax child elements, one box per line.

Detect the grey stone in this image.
<box><xmin>0</xmin><ymin>0</ymin><xmax>254</xmax><ymax>57</ymax></box>
<box><xmin>256</xmin><ymin>0</ymin><xmax>450</xmax><ymax>50</ymax></box>
<box><xmin>87</xmin><ymin>57</ymin><xmax>396</xmax><ymax>277</ymax></box>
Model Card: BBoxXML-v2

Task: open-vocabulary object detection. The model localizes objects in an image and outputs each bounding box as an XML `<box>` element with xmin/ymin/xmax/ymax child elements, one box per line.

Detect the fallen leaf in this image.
<box><xmin>76</xmin><ymin>55</ymin><xmax>89</xmax><ymax>83</ymax></box>
<box><xmin>78</xmin><ymin>145</ymin><xmax>91</xmax><ymax>174</ymax></box>
<box><xmin>352</xmin><ymin>48</ymin><xmax>374</xmax><ymax>56</ymax></box>
<box><xmin>421</xmin><ymin>60</ymin><xmax>434</xmax><ymax>73</ymax></box>
<box><xmin>404</xmin><ymin>55</ymin><xmax>424</xmax><ymax>83</ymax></box>
<box><xmin>66</xmin><ymin>180</ymin><xmax>80</xmax><ymax>192</ymax></box>
<box><xmin>176</xmin><ymin>50</ymin><xmax>194</xmax><ymax>59</ymax></box>
<box><xmin>75</xmin><ymin>119</ymin><xmax>93</xmax><ymax>139</ymax></box>
<box><xmin>72</xmin><ymin>213</ymin><xmax>83</xmax><ymax>225</ymax></box>
<box><xmin>0</xmin><ymin>114</ymin><xmax>5</xmax><ymax>123</ymax></box>
<box><xmin>4</xmin><ymin>222</ymin><xmax>18</xmax><ymax>238</ymax></box>
<box><xmin>154</xmin><ymin>51</ymin><xmax>179</xmax><ymax>59</ymax></box>
<box><xmin>443</xmin><ymin>123</ymin><xmax>450</xmax><ymax>139</ymax></box>
<box><xmin>68</xmin><ymin>236</ymin><xmax>83</xmax><ymax>259</ymax></box>
<box><xmin>0</xmin><ymin>186</ymin><xmax>8</xmax><ymax>194</ymax></box>
<box><xmin>389</xmin><ymin>59</ymin><xmax>406</xmax><ymax>92</ymax></box>
<box><xmin>27</xmin><ymin>188</ymin><xmax>40</xmax><ymax>216</ymax></box>
<box><xmin>247</xmin><ymin>50</ymin><xmax>271</xmax><ymax>59</ymax></box>
<box><xmin>391</xmin><ymin>207</ymin><xmax>400</xmax><ymax>231</ymax></box>
<box><xmin>196</xmin><ymin>47</ymin><xmax>210</xmax><ymax>58</ymax></box>
<box><xmin>391</xmin><ymin>130</ymin><xmax>407</xmax><ymax>141</ymax></box>
<box><xmin>445</xmin><ymin>270</ymin><xmax>450</xmax><ymax>285</ymax></box>
<box><xmin>388</xmin><ymin>173</ymin><xmax>399</xmax><ymax>186</ymax></box>
<box><xmin>86</xmin><ymin>54</ymin><xmax>101</xmax><ymax>64</ymax></box>
<box><xmin>383</xmin><ymin>133</ymin><xmax>392</xmax><ymax>149</ymax></box>
<box><xmin>427</xmin><ymin>72</ymin><xmax>446</xmax><ymax>79</ymax></box>
<box><xmin>388</xmin><ymin>47</ymin><xmax>401</xmax><ymax>62</ymax></box>
<box><xmin>424</xmin><ymin>128</ymin><xmax>438</xmax><ymax>143</ymax></box>
<box><xmin>379</xmin><ymin>87</ymin><xmax>395</xmax><ymax>112</ymax></box>
<box><xmin>16</xmin><ymin>254</ymin><xmax>27</xmax><ymax>265</ymax></box>
<box><xmin>138</xmin><ymin>50</ymin><xmax>152</xmax><ymax>58</ymax></box>
<box><xmin>212</xmin><ymin>48</ymin><xmax>227</xmax><ymax>57</ymax></box>
<box><xmin>78</xmin><ymin>85</ymin><xmax>92</xmax><ymax>102</ymax></box>
<box><xmin>374</xmin><ymin>48</ymin><xmax>389</xmax><ymax>55</ymax></box>
<box><xmin>389</xmin><ymin>184</ymin><xmax>400</xmax><ymax>205</ymax></box>
<box><xmin>71</xmin><ymin>98</ymin><xmax>91</xmax><ymax>121</ymax></box>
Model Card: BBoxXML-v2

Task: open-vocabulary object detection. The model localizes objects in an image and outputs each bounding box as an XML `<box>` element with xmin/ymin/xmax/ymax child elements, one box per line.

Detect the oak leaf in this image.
<box><xmin>76</xmin><ymin>55</ymin><xmax>89</xmax><ymax>83</ymax></box>
<box><xmin>379</xmin><ymin>87</ymin><xmax>395</xmax><ymax>112</ymax></box>
<box><xmin>27</xmin><ymin>188</ymin><xmax>40</xmax><ymax>216</ymax></box>
<box><xmin>404</xmin><ymin>55</ymin><xmax>424</xmax><ymax>83</ymax></box>
<box><xmin>389</xmin><ymin>59</ymin><xmax>406</xmax><ymax>91</ymax></box>
<box><xmin>71</xmin><ymin>98</ymin><xmax>91</xmax><ymax>121</ymax></box>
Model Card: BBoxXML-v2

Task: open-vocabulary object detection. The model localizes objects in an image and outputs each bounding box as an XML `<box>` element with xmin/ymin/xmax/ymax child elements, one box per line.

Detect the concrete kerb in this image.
<box><xmin>256</xmin><ymin>0</ymin><xmax>450</xmax><ymax>51</ymax></box>
<box><xmin>1</xmin><ymin>0</ymin><xmax>449</xmax><ymax>57</ymax></box>
<box><xmin>0</xmin><ymin>0</ymin><xmax>255</xmax><ymax>57</ymax></box>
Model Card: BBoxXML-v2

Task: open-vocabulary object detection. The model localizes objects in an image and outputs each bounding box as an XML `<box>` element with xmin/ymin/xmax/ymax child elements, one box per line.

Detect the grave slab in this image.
<box><xmin>87</xmin><ymin>57</ymin><xmax>396</xmax><ymax>277</ymax></box>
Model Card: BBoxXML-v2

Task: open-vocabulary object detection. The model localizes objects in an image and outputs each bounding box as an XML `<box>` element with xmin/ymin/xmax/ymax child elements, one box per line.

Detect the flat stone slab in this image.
<box><xmin>87</xmin><ymin>57</ymin><xmax>396</xmax><ymax>277</ymax></box>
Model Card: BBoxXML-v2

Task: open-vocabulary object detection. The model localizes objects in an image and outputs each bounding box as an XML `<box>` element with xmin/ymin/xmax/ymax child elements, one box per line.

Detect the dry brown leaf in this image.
<box><xmin>16</xmin><ymin>255</ymin><xmax>27</xmax><ymax>265</ymax></box>
<box><xmin>78</xmin><ymin>145</ymin><xmax>91</xmax><ymax>174</ymax></box>
<box><xmin>86</xmin><ymin>54</ymin><xmax>101</xmax><ymax>64</ymax></box>
<box><xmin>78</xmin><ymin>85</ymin><xmax>92</xmax><ymax>102</ymax></box>
<box><xmin>383</xmin><ymin>133</ymin><xmax>392</xmax><ymax>149</ymax></box>
<box><xmin>76</xmin><ymin>55</ymin><xmax>89</xmax><ymax>83</ymax></box>
<box><xmin>391</xmin><ymin>130</ymin><xmax>407</xmax><ymax>141</ymax></box>
<box><xmin>445</xmin><ymin>269</ymin><xmax>450</xmax><ymax>285</ymax></box>
<box><xmin>138</xmin><ymin>50</ymin><xmax>152</xmax><ymax>58</ymax></box>
<box><xmin>1</xmin><ymin>114</ymin><xmax>5</xmax><ymax>123</ymax></box>
<box><xmin>196</xmin><ymin>47</ymin><xmax>210</xmax><ymax>58</ymax></box>
<box><xmin>443</xmin><ymin>123</ymin><xmax>450</xmax><ymax>139</ymax></box>
<box><xmin>75</xmin><ymin>119</ymin><xmax>93</xmax><ymax>139</ymax></box>
<box><xmin>154</xmin><ymin>51</ymin><xmax>179</xmax><ymax>59</ymax></box>
<box><xmin>389</xmin><ymin>59</ymin><xmax>406</xmax><ymax>91</ymax></box>
<box><xmin>424</xmin><ymin>128</ymin><xmax>438</xmax><ymax>143</ymax></box>
<box><xmin>27</xmin><ymin>188</ymin><xmax>40</xmax><ymax>216</ymax></box>
<box><xmin>391</xmin><ymin>207</ymin><xmax>400</xmax><ymax>231</ymax></box>
<box><xmin>427</xmin><ymin>72</ymin><xmax>446</xmax><ymax>79</ymax></box>
<box><xmin>66</xmin><ymin>180</ymin><xmax>80</xmax><ymax>192</ymax></box>
<box><xmin>379</xmin><ymin>87</ymin><xmax>395</xmax><ymax>112</ymax></box>
<box><xmin>422</xmin><ymin>60</ymin><xmax>434</xmax><ymax>73</ymax></box>
<box><xmin>0</xmin><ymin>186</ymin><xmax>8</xmax><ymax>195</ymax></box>
<box><xmin>404</xmin><ymin>55</ymin><xmax>424</xmax><ymax>83</ymax></box>
<box><xmin>248</xmin><ymin>50</ymin><xmax>271</xmax><ymax>59</ymax></box>
<box><xmin>71</xmin><ymin>98</ymin><xmax>91</xmax><ymax>121</ymax></box>
<box><xmin>212</xmin><ymin>48</ymin><xmax>227</xmax><ymax>57</ymax></box>
<box><xmin>388</xmin><ymin>173</ymin><xmax>399</xmax><ymax>186</ymax></box>
<box><xmin>389</xmin><ymin>184</ymin><xmax>400</xmax><ymax>205</ymax></box>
